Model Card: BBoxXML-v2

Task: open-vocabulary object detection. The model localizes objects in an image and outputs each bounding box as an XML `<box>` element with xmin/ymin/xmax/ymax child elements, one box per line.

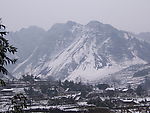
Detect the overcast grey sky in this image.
<box><xmin>0</xmin><ymin>0</ymin><xmax>150</xmax><ymax>33</ymax></box>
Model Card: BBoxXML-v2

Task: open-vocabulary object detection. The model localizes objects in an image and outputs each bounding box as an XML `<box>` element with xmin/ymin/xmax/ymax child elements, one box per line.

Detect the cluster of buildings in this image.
<box><xmin>0</xmin><ymin>80</ymin><xmax>150</xmax><ymax>113</ymax></box>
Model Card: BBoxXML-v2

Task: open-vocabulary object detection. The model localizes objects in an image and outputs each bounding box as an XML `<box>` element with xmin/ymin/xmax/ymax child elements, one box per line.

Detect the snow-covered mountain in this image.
<box><xmin>8</xmin><ymin>21</ymin><xmax>150</xmax><ymax>85</ymax></box>
<box><xmin>7</xmin><ymin>22</ymin><xmax>78</xmax><ymax>77</ymax></box>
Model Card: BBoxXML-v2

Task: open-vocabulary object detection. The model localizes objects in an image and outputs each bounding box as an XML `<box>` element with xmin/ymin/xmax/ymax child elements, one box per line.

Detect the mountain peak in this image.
<box><xmin>66</xmin><ymin>21</ymin><xmax>77</xmax><ymax>26</ymax></box>
<box><xmin>87</xmin><ymin>20</ymin><xmax>103</xmax><ymax>26</ymax></box>
<box><xmin>13</xmin><ymin>26</ymin><xmax>45</xmax><ymax>34</ymax></box>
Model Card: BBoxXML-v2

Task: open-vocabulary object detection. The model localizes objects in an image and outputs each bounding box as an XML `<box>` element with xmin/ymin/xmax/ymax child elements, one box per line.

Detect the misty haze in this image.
<box><xmin>0</xmin><ymin>0</ymin><xmax>150</xmax><ymax>112</ymax></box>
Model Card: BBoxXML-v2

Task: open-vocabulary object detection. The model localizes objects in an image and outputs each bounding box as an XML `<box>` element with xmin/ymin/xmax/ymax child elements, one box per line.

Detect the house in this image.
<box><xmin>105</xmin><ymin>87</ymin><xmax>115</xmax><ymax>97</ymax></box>
<box><xmin>118</xmin><ymin>88</ymin><xmax>136</xmax><ymax>98</ymax></box>
<box><xmin>48</xmin><ymin>92</ymin><xmax>81</xmax><ymax>105</ymax></box>
<box><xmin>119</xmin><ymin>99</ymin><xmax>138</xmax><ymax>107</ymax></box>
<box><xmin>1</xmin><ymin>88</ymin><xmax>14</xmax><ymax>96</ymax></box>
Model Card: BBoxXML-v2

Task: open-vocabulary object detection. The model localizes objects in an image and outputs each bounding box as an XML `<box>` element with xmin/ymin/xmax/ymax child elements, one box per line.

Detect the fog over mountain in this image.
<box><xmin>1</xmin><ymin>0</ymin><xmax>150</xmax><ymax>33</ymax></box>
<box><xmin>6</xmin><ymin>21</ymin><xmax>150</xmax><ymax>87</ymax></box>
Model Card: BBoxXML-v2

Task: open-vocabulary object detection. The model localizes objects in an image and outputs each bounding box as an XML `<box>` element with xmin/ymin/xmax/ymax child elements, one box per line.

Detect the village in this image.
<box><xmin>0</xmin><ymin>75</ymin><xmax>150</xmax><ymax>113</ymax></box>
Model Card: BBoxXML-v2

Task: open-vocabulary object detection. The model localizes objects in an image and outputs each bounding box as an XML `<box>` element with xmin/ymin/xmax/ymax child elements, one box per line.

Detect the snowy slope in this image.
<box><xmin>8</xmin><ymin>21</ymin><xmax>80</xmax><ymax>76</ymax></box>
<box><xmin>29</xmin><ymin>21</ymin><xmax>150</xmax><ymax>83</ymax></box>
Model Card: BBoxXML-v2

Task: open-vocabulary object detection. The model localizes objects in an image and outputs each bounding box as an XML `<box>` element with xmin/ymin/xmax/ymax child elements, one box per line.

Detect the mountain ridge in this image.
<box><xmin>6</xmin><ymin>21</ymin><xmax>150</xmax><ymax>86</ymax></box>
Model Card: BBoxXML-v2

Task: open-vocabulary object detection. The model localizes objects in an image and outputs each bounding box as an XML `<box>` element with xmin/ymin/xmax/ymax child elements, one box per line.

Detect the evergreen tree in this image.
<box><xmin>97</xmin><ymin>84</ymin><xmax>110</xmax><ymax>90</ymax></box>
<box><xmin>0</xmin><ymin>19</ymin><xmax>17</xmax><ymax>75</ymax></box>
<box><xmin>0</xmin><ymin>19</ymin><xmax>26</xmax><ymax>112</ymax></box>
<box><xmin>136</xmin><ymin>84</ymin><xmax>146</xmax><ymax>96</ymax></box>
<box><xmin>0</xmin><ymin>19</ymin><xmax>17</xmax><ymax>86</ymax></box>
<box><xmin>11</xmin><ymin>93</ymin><xmax>27</xmax><ymax>113</ymax></box>
<box><xmin>21</xmin><ymin>74</ymin><xmax>35</xmax><ymax>83</ymax></box>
